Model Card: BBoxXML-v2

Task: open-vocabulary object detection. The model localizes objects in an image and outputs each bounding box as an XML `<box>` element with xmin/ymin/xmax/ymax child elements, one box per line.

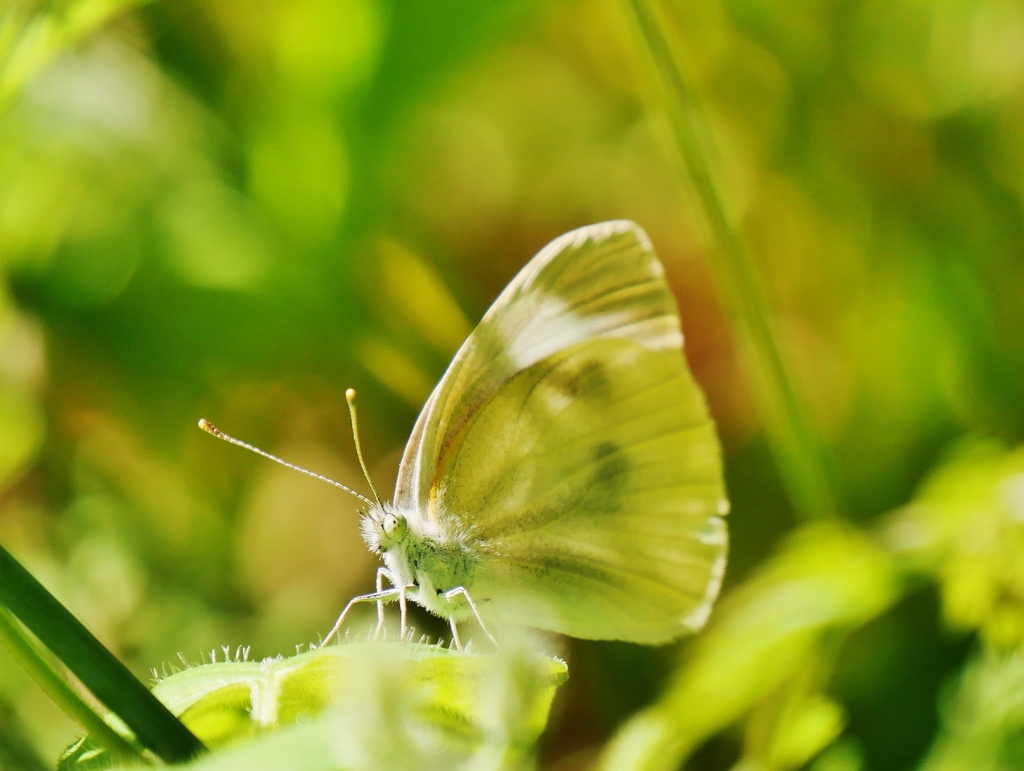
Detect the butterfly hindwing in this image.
<box><xmin>442</xmin><ymin>338</ymin><xmax>726</xmax><ymax>641</ymax></box>
<box><xmin>394</xmin><ymin>221</ymin><xmax>727</xmax><ymax>642</ymax></box>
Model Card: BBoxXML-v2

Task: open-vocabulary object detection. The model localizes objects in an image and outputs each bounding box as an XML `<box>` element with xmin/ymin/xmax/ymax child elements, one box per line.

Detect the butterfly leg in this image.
<box><xmin>373</xmin><ymin>568</ymin><xmax>394</xmax><ymax>640</ymax></box>
<box><xmin>449</xmin><ymin>618</ymin><xmax>462</xmax><ymax>650</ymax></box>
<box><xmin>320</xmin><ymin>588</ymin><xmax>401</xmax><ymax>647</ymax></box>
<box><xmin>372</xmin><ymin>568</ymin><xmax>413</xmax><ymax>641</ymax></box>
<box><xmin>399</xmin><ymin>584</ymin><xmax>409</xmax><ymax>640</ymax></box>
<box><xmin>444</xmin><ymin>587</ymin><xmax>500</xmax><ymax>649</ymax></box>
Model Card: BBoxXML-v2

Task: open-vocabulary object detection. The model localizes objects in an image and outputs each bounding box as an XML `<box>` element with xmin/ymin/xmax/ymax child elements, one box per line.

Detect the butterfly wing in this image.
<box><xmin>394</xmin><ymin>221</ymin><xmax>727</xmax><ymax>642</ymax></box>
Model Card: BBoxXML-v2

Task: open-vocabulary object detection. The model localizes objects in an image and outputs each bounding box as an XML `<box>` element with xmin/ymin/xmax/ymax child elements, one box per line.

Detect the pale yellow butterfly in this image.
<box><xmin>201</xmin><ymin>221</ymin><xmax>728</xmax><ymax>648</ymax></box>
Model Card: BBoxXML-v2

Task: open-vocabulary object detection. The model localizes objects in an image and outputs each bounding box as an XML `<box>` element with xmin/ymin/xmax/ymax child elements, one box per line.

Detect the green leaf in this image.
<box><xmin>60</xmin><ymin>640</ymin><xmax>568</xmax><ymax>770</ymax></box>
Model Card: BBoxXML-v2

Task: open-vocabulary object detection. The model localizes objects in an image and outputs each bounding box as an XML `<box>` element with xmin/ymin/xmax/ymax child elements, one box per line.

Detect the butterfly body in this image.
<box><xmin>349</xmin><ymin>221</ymin><xmax>728</xmax><ymax>645</ymax></box>
<box><xmin>361</xmin><ymin>506</ymin><xmax>481</xmax><ymax>622</ymax></box>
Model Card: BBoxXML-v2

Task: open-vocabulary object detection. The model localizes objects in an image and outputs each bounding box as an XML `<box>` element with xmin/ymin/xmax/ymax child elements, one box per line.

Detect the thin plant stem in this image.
<box><xmin>626</xmin><ymin>0</ymin><xmax>840</xmax><ymax>521</ymax></box>
<box><xmin>0</xmin><ymin>607</ymin><xmax>144</xmax><ymax>763</ymax></box>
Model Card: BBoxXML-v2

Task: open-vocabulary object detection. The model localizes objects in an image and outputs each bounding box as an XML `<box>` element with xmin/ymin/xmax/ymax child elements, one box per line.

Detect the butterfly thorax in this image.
<box><xmin>360</xmin><ymin>504</ymin><xmax>480</xmax><ymax>620</ymax></box>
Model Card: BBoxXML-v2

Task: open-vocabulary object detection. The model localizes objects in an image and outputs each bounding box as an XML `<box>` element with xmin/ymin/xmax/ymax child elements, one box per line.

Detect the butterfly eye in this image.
<box><xmin>381</xmin><ymin>513</ymin><xmax>406</xmax><ymax>540</ymax></box>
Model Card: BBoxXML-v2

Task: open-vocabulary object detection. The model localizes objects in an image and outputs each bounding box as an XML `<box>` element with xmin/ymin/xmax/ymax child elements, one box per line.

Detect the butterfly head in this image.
<box><xmin>360</xmin><ymin>504</ymin><xmax>409</xmax><ymax>554</ymax></box>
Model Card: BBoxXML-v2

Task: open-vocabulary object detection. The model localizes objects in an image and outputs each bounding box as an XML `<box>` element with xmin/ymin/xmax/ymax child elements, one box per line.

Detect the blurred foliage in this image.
<box><xmin>597</xmin><ymin>523</ymin><xmax>898</xmax><ymax>771</ymax></box>
<box><xmin>596</xmin><ymin>441</ymin><xmax>1024</xmax><ymax>771</ymax></box>
<box><xmin>0</xmin><ymin>0</ymin><xmax>1022</xmax><ymax>767</ymax></box>
<box><xmin>885</xmin><ymin>440</ymin><xmax>1024</xmax><ymax>649</ymax></box>
<box><xmin>920</xmin><ymin>648</ymin><xmax>1024</xmax><ymax>771</ymax></box>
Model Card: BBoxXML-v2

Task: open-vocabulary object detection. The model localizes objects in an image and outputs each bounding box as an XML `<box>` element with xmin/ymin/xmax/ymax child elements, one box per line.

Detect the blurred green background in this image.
<box><xmin>1</xmin><ymin>0</ymin><xmax>1023</xmax><ymax>768</ymax></box>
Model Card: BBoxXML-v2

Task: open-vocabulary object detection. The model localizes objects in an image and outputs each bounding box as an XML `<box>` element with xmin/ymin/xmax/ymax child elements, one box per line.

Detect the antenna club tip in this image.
<box><xmin>198</xmin><ymin>419</ymin><xmax>217</xmax><ymax>435</ymax></box>
<box><xmin>345</xmin><ymin>388</ymin><xmax>357</xmax><ymax>403</ymax></box>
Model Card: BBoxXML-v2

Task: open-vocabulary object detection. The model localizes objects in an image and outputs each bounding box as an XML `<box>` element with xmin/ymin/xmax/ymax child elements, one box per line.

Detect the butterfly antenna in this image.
<box><xmin>197</xmin><ymin>419</ymin><xmax>374</xmax><ymax>506</ymax></box>
<box><xmin>345</xmin><ymin>388</ymin><xmax>383</xmax><ymax>506</ymax></box>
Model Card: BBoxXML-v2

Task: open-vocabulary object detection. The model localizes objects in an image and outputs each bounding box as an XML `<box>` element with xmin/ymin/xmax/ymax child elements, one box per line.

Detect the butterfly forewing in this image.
<box><xmin>396</xmin><ymin>222</ymin><xmax>684</xmax><ymax>510</ymax></box>
<box><xmin>394</xmin><ymin>221</ymin><xmax>727</xmax><ymax>642</ymax></box>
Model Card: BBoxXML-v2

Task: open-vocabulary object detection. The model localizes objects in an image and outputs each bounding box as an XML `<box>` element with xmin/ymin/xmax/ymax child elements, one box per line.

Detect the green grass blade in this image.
<box><xmin>0</xmin><ymin>542</ymin><xmax>206</xmax><ymax>763</ymax></box>
<box><xmin>0</xmin><ymin>606</ymin><xmax>144</xmax><ymax>762</ymax></box>
<box><xmin>625</xmin><ymin>0</ymin><xmax>841</xmax><ymax>521</ymax></box>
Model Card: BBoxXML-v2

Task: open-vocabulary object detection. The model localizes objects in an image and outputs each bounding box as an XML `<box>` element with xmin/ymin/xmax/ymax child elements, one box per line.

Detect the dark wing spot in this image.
<box><xmin>551</xmin><ymin>359</ymin><xmax>609</xmax><ymax>399</ymax></box>
<box><xmin>589</xmin><ymin>441</ymin><xmax>629</xmax><ymax>508</ymax></box>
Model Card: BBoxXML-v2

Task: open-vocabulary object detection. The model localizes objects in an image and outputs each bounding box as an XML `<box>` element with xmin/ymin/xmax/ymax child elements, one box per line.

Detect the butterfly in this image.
<box><xmin>202</xmin><ymin>221</ymin><xmax>728</xmax><ymax>647</ymax></box>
